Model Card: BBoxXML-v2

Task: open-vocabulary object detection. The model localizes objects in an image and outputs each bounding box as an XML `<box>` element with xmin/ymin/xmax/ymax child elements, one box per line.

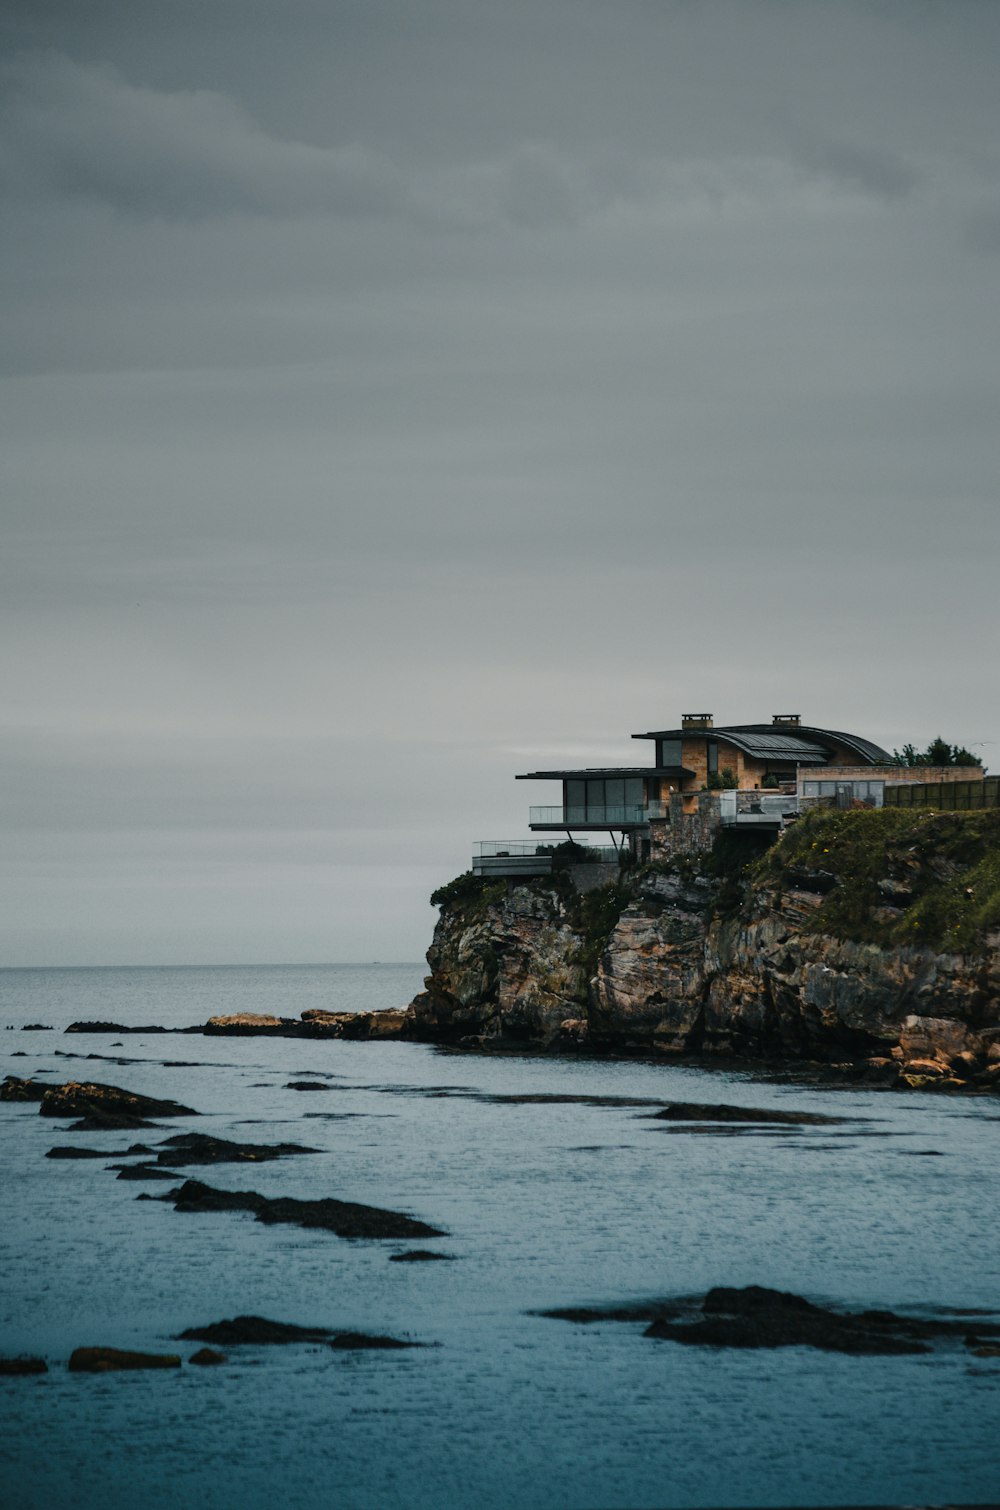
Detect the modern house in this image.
<box><xmin>517</xmin><ymin>713</ymin><xmax>892</xmax><ymax>831</ymax></box>
<box><xmin>471</xmin><ymin>713</ymin><xmax>985</xmax><ymax>877</ymax></box>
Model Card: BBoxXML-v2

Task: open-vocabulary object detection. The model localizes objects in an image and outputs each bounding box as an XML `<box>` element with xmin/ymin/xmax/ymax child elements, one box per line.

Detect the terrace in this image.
<box><xmin>471</xmin><ymin>840</ymin><xmax>620</xmax><ymax>879</ymax></box>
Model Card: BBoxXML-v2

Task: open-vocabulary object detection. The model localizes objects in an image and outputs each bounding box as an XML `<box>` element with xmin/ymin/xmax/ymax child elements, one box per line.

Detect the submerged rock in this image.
<box><xmin>158</xmin><ymin>1178</ymin><xmax>446</xmax><ymax>1240</ymax></box>
<box><xmin>68</xmin><ymin>1347</ymin><xmax>182</xmax><ymax>1372</ymax></box>
<box><xmin>178</xmin><ymin>1316</ymin><xmax>331</xmax><ymax>1346</ymax></box>
<box><xmin>648</xmin><ymin>1102</ymin><xmax>845</xmax><ymax>1126</ymax></box>
<box><xmin>66</xmin><ymin>1022</ymin><xmax>169</xmax><ymax>1034</ymax></box>
<box><xmin>46</xmin><ymin>1146</ymin><xmax>139</xmax><ymax>1159</ymax></box>
<box><xmin>148</xmin><ymin>1132</ymin><xmax>318</xmax><ymax>1165</ymax></box>
<box><xmin>188</xmin><ymin>1347</ymin><xmax>227</xmax><ymax>1365</ymax></box>
<box><xmin>540</xmin><ymin>1305</ymin><xmax>678</xmax><ymax>1325</ymax></box>
<box><xmin>389</xmin><ymin>1250</ymin><xmax>456</xmax><ymax>1262</ymax></box>
<box><xmin>66</xmin><ymin>1113</ymin><xmax>162</xmax><ymax>1132</ymax></box>
<box><xmin>110</xmin><ymin>1163</ymin><xmax>180</xmax><ymax>1181</ymax></box>
<box><xmin>0</xmin><ymin>1356</ymin><xmax>48</xmax><ymax>1375</ymax></box>
<box><xmin>329</xmin><ymin>1333</ymin><xmax>424</xmax><ymax>1350</ymax></box>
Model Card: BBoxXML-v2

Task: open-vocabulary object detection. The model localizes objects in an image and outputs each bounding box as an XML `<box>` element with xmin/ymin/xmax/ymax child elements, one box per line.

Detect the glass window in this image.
<box><xmin>659</xmin><ymin>739</ymin><xmax>682</xmax><ymax>767</ymax></box>
<box><xmin>707</xmin><ymin>741</ymin><xmax>718</xmax><ymax>775</ymax></box>
<box><xmin>803</xmin><ymin>782</ymin><xmax>819</xmax><ymax>796</ymax></box>
<box><xmin>566</xmin><ymin>780</ymin><xmax>585</xmax><ymax>807</ymax></box>
<box><xmin>625</xmin><ymin>778</ymin><xmax>643</xmax><ymax>808</ymax></box>
<box><xmin>605</xmin><ymin>778</ymin><xmax>625</xmax><ymax>807</ymax></box>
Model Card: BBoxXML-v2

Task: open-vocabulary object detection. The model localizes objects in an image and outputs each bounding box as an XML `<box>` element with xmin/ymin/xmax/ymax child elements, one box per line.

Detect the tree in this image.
<box><xmin>892</xmin><ymin>738</ymin><xmax>979</xmax><ymax>768</ymax></box>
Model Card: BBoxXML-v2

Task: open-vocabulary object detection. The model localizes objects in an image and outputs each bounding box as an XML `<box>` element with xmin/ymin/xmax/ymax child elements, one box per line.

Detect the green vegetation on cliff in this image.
<box><xmin>429</xmin><ymin>872</ymin><xmax>507</xmax><ymax>911</ymax></box>
<box><xmin>755</xmin><ymin>807</ymin><xmax>1000</xmax><ymax>952</ymax></box>
<box><xmin>567</xmin><ymin>882</ymin><xmax>632</xmax><ymax>981</ymax></box>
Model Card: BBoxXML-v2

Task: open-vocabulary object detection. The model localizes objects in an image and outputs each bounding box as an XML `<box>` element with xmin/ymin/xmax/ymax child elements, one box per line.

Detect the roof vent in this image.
<box><xmin>772</xmin><ymin>714</ymin><xmax>801</xmax><ymax>727</ymax></box>
<box><xmin>682</xmin><ymin>713</ymin><xmax>713</xmax><ymax>729</ymax></box>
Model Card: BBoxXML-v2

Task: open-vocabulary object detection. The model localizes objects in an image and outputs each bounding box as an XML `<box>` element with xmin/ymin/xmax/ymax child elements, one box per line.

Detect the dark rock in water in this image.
<box><xmin>158</xmin><ymin>1178</ymin><xmax>446</xmax><ymax>1239</ymax></box>
<box><xmin>150</xmin><ymin>1132</ymin><xmax>319</xmax><ymax>1165</ymax></box>
<box><xmin>1</xmin><ymin>1076</ymin><xmax>48</xmax><ymax>1102</ymax></box>
<box><xmin>66</xmin><ymin>1022</ymin><xmax>169</xmax><ymax>1034</ymax></box>
<box><xmin>0</xmin><ymin>1356</ymin><xmax>48</xmax><ymax>1375</ymax></box>
<box><xmin>110</xmin><ymin>1163</ymin><xmax>180</xmax><ymax>1181</ymax></box>
<box><xmin>649</xmin><ymin>1103</ymin><xmax>845</xmax><ymax>1126</ymax></box>
<box><xmin>177</xmin><ymin>1316</ymin><xmax>331</xmax><ymax>1346</ymax></box>
<box><xmin>47</xmin><ymin>1146</ymin><xmax>139</xmax><ymax>1160</ymax></box>
<box><xmin>22</xmin><ymin>1024</ymin><xmax>52</xmax><ymax>1031</ymax></box>
<box><xmin>38</xmin><ymin>1080</ymin><xmax>198</xmax><ymax>1121</ymax></box>
<box><xmin>67</xmin><ymin>1113</ymin><xmax>162</xmax><ymax>1132</ymax></box>
<box><xmin>541</xmin><ymin>1285</ymin><xmax>1000</xmax><ymax>1357</ymax></box>
<box><xmin>539</xmin><ymin>1304</ymin><xmax>681</xmax><ymax>1325</ymax></box>
<box><xmin>68</xmin><ymin>1347</ymin><xmax>181</xmax><ymax>1372</ymax></box>
<box><xmin>329</xmin><ymin>1333</ymin><xmax>424</xmax><ymax>1350</ymax></box>
<box><xmin>0</xmin><ymin>1077</ymin><xmax>197</xmax><ymax>1131</ymax></box>
<box><xmin>188</xmin><ymin>1347</ymin><xmax>227</xmax><ymax>1365</ymax></box>
<box><xmin>644</xmin><ymin>1285</ymin><xmax>999</xmax><ymax>1354</ymax></box>
<box><xmin>285</xmin><ymin>1081</ymin><xmax>335</xmax><ymax>1091</ymax></box>
<box><xmin>165</xmin><ymin>1181</ymin><xmax>267</xmax><ymax>1215</ymax></box>
<box><xmin>255</xmin><ymin>1195</ymin><xmax>444</xmax><ymax>1240</ymax></box>
<box><xmin>389</xmin><ymin>1250</ymin><xmax>456</xmax><ymax>1262</ymax></box>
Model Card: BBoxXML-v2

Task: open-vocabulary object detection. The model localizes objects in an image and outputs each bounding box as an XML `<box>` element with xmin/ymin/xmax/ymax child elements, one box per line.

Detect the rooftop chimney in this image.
<box><xmin>682</xmin><ymin>713</ymin><xmax>714</xmax><ymax>729</ymax></box>
<box><xmin>772</xmin><ymin>714</ymin><xmax>801</xmax><ymax>727</ymax></box>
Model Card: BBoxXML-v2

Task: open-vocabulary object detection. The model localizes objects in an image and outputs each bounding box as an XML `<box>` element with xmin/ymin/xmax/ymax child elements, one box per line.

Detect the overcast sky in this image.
<box><xmin>1</xmin><ymin>0</ymin><xmax>998</xmax><ymax>966</ymax></box>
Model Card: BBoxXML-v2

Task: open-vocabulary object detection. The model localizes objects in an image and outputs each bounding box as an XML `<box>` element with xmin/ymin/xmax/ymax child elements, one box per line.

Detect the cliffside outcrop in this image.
<box><xmin>407</xmin><ymin>810</ymin><xmax>1000</xmax><ymax>1089</ymax></box>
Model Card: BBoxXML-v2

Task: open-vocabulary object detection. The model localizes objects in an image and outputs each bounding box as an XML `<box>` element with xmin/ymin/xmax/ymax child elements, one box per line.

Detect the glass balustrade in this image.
<box><xmin>529</xmin><ymin>804</ymin><xmax>649</xmax><ymax>826</ymax></box>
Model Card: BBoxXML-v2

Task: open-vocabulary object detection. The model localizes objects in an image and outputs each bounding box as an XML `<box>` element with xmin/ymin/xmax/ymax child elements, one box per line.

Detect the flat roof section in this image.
<box><xmin>516</xmin><ymin>766</ymin><xmax>693</xmax><ymax>781</ymax></box>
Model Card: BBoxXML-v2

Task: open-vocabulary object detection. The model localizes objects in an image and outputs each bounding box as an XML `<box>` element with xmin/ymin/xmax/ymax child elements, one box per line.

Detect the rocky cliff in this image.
<box><xmin>407</xmin><ymin>810</ymin><xmax>1000</xmax><ymax>1090</ymax></box>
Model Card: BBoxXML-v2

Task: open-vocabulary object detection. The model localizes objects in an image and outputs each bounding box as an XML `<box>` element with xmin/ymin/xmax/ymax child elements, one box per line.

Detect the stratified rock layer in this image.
<box><xmin>408</xmin><ymin>812</ymin><xmax>1000</xmax><ymax>1088</ymax></box>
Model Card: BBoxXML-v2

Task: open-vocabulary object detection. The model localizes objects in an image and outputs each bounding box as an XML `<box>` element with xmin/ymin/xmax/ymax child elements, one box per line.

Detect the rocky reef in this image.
<box><xmin>407</xmin><ymin>809</ymin><xmax>1000</xmax><ymax>1090</ymax></box>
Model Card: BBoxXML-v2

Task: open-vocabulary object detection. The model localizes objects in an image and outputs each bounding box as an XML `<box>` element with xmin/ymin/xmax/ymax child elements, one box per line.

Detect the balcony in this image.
<box><xmin>718</xmin><ymin>791</ymin><xmax>800</xmax><ymax>825</ymax></box>
<box><xmin>472</xmin><ymin>841</ymin><xmax>620</xmax><ymax>878</ymax></box>
<box><xmin>529</xmin><ymin>804</ymin><xmax>652</xmax><ymax>830</ymax></box>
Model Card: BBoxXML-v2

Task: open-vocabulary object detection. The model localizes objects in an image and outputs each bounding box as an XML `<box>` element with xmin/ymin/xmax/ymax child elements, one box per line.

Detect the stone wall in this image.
<box><xmin>649</xmin><ymin>792</ymin><xmax>723</xmax><ymax>859</ymax></box>
<box><xmin>801</xmin><ymin>764</ymin><xmax>985</xmax><ymax>788</ymax></box>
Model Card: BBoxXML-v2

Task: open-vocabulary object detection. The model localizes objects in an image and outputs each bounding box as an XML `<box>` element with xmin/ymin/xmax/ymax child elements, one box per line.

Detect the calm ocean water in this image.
<box><xmin>2</xmin><ymin>964</ymin><xmax>999</xmax><ymax>1510</ymax></box>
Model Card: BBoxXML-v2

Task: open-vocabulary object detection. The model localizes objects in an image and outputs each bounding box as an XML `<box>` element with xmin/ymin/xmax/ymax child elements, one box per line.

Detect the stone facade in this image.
<box><xmin>649</xmin><ymin>792</ymin><xmax>724</xmax><ymax>859</ymax></box>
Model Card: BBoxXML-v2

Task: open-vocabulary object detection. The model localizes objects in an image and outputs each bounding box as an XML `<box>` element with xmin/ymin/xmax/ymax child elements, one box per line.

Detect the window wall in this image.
<box><xmin>565</xmin><ymin>777</ymin><xmax>645</xmax><ymax>823</ymax></box>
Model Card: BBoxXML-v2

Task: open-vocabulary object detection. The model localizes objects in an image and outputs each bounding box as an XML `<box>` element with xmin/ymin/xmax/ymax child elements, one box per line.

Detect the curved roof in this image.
<box><xmin>633</xmin><ymin>723</ymin><xmax>893</xmax><ymax>765</ymax></box>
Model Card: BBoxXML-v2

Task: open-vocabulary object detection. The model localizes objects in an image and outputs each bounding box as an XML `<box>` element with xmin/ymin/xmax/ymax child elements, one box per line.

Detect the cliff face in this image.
<box><xmin>407</xmin><ymin>878</ymin><xmax>590</xmax><ymax>1045</ymax></box>
<box><xmin>408</xmin><ymin>811</ymin><xmax>1000</xmax><ymax>1090</ymax></box>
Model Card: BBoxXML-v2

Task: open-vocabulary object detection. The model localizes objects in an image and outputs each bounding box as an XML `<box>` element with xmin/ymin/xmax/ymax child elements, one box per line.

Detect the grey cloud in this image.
<box><xmin>4</xmin><ymin>50</ymin><xmax>937</xmax><ymax>235</ymax></box>
<box><xmin>1</xmin><ymin>2</ymin><xmax>998</xmax><ymax>964</ymax></box>
<box><xmin>1</xmin><ymin>52</ymin><xmax>642</xmax><ymax>230</ymax></box>
<box><xmin>1</xmin><ymin>51</ymin><xmax>412</xmax><ymax>220</ymax></box>
<box><xmin>790</xmin><ymin>133</ymin><xmax>920</xmax><ymax>201</ymax></box>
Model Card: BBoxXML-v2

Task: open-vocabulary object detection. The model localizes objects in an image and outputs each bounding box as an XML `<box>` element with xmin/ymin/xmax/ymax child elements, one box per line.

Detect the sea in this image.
<box><xmin>1</xmin><ymin>963</ymin><xmax>998</xmax><ymax>1510</ymax></box>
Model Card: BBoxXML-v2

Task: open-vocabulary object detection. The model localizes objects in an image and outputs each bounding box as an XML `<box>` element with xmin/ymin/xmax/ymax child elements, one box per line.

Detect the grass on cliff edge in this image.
<box><xmin>755</xmin><ymin>807</ymin><xmax>1000</xmax><ymax>952</ymax></box>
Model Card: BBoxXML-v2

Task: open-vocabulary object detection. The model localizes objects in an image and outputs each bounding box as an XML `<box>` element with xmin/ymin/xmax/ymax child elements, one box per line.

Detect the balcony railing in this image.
<box><xmin>529</xmin><ymin>804</ymin><xmax>649</xmax><ymax>827</ymax></box>
<box><xmin>472</xmin><ymin>840</ymin><xmax>621</xmax><ymax>878</ymax></box>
